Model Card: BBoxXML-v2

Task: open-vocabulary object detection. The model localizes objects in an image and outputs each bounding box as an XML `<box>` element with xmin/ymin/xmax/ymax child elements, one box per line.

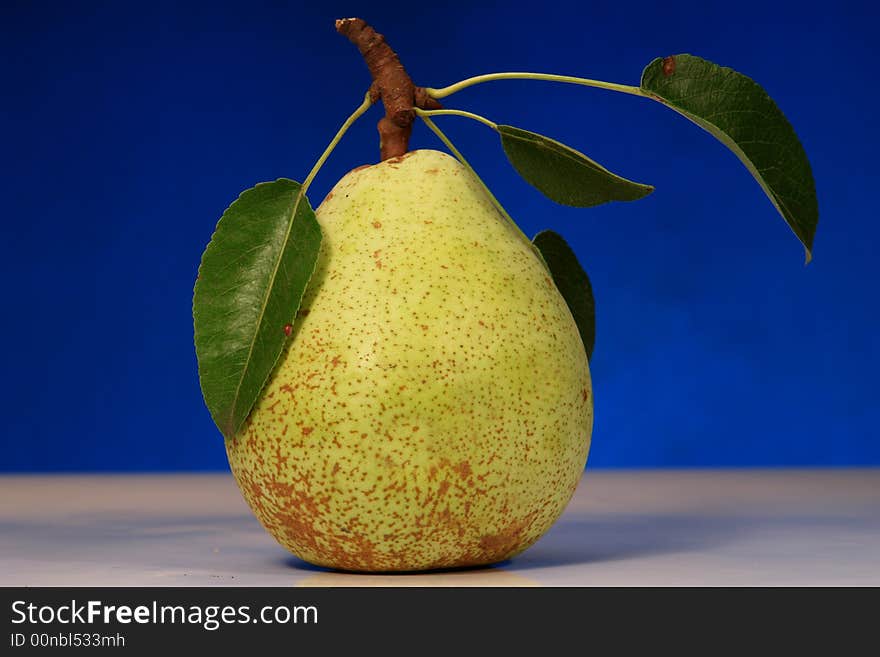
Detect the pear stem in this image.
<box><xmin>336</xmin><ymin>18</ymin><xmax>441</xmax><ymax>160</ymax></box>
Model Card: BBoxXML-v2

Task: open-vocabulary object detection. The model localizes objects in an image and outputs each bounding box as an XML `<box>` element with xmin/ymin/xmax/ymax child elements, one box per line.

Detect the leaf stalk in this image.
<box><xmin>426</xmin><ymin>72</ymin><xmax>647</xmax><ymax>100</ymax></box>
<box><xmin>301</xmin><ymin>91</ymin><xmax>374</xmax><ymax>196</ymax></box>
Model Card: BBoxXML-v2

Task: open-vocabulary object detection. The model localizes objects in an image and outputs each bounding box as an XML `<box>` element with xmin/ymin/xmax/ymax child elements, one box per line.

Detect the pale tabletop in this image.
<box><xmin>1</xmin><ymin>469</ymin><xmax>878</xmax><ymax>586</ymax></box>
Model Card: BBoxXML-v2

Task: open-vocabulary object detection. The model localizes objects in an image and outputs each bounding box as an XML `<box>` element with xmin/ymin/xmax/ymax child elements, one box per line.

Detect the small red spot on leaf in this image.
<box><xmin>662</xmin><ymin>55</ymin><xmax>676</xmax><ymax>77</ymax></box>
<box><xmin>283</xmin><ymin>323</ymin><xmax>293</xmax><ymax>336</ymax></box>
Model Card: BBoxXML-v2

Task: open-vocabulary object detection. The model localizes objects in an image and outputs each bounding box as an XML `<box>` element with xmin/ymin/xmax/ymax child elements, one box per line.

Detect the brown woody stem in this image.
<box><xmin>335</xmin><ymin>17</ymin><xmax>441</xmax><ymax>160</ymax></box>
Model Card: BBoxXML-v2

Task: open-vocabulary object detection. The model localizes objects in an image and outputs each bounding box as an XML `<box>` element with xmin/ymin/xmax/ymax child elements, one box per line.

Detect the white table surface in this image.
<box><xmin>1</xmin><ymin>469</ymin><xmax>878</xmax><ymax>586</ymax></box>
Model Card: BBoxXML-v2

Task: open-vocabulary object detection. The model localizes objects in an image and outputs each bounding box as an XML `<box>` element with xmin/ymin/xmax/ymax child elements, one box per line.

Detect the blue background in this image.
<box><xmin>2</xmin><ymin>1</ymin><xmax>877</xmax><ymax>471</ymax></box>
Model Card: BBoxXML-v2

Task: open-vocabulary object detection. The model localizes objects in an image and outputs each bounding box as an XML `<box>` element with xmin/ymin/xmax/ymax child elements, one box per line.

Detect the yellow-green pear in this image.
<box><xmin>226</xmin><ymin>149</ymin><xmax>592</xmax><ymax>571</ymax></box>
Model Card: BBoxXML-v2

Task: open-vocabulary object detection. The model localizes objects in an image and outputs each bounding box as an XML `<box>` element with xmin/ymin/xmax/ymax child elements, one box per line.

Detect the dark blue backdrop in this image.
<box><xmin>2</xmin><ymin>1</ymin><xmax>877</xmax><ymax>471</ymax></box>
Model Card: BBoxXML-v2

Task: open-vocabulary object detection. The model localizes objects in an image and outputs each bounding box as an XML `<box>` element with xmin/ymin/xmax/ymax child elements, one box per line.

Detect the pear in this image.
<box><xmin>225</xmin><ymin>149</ymin><xmax>592</xmax><ymax>571</ymax></box>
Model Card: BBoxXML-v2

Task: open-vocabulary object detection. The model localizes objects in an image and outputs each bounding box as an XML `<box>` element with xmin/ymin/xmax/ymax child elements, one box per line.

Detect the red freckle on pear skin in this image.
<box><xmin>662</xmin><ymin>55</ymin><xmax>676</xmax><ymax>77</ymax></box>
<box><xmin>373</xmin><ymin>221</ymin><xmax>382</xmax><ymax>229</ymax></box>
<box><xmin>301</xmin><ymin>427</ymin><xmax>314</xmax><ymax>436</ymax></box>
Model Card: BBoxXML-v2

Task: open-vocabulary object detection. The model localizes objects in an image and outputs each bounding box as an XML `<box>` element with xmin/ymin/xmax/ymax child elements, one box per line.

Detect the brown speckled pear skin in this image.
<box><xmin>226</xmin><ymin>149</ymin><xmax>593</xmax><ymax>572</ymax></box>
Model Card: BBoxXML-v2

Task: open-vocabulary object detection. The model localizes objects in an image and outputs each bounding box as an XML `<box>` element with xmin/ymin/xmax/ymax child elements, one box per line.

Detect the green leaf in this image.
<box><xmin>533</xmin><ymin>230</ymin><xmax>595</xmax><ymax>361</ymax></box>
<box><xmin>498</xmin><ymin>125</ymin><xmax>654</xmax><ymax>207</ymax></box>
<box><xmin>193</xmin><ymin>179</ymin><xmax>322</xmax><ymax>440</ymax></box>
<box><xmin>640</xmin><ymin>54</ymin><xmax>819</xmax><ymax>262</ymax></box>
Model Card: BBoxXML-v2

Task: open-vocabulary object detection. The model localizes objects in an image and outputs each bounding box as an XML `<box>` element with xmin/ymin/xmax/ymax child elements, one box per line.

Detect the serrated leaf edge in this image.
<box><xmin>640</xmin><ymin>55</ymin><xmax>816</xmax><ymax>262</ymax></box>
<box><xmin>498</xmin><ymin>125</ymin><xmax>655</xmax><ymax>206</ymax></box>
<box><xmin>192</xmin><ymin>179</ymin><xmax>322</xmax><ymax>439</ymax></box>
<box><xmin>532</xmin><ymin>229</ymin><xmax>595</xmax><ymax>361</ymax></box>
